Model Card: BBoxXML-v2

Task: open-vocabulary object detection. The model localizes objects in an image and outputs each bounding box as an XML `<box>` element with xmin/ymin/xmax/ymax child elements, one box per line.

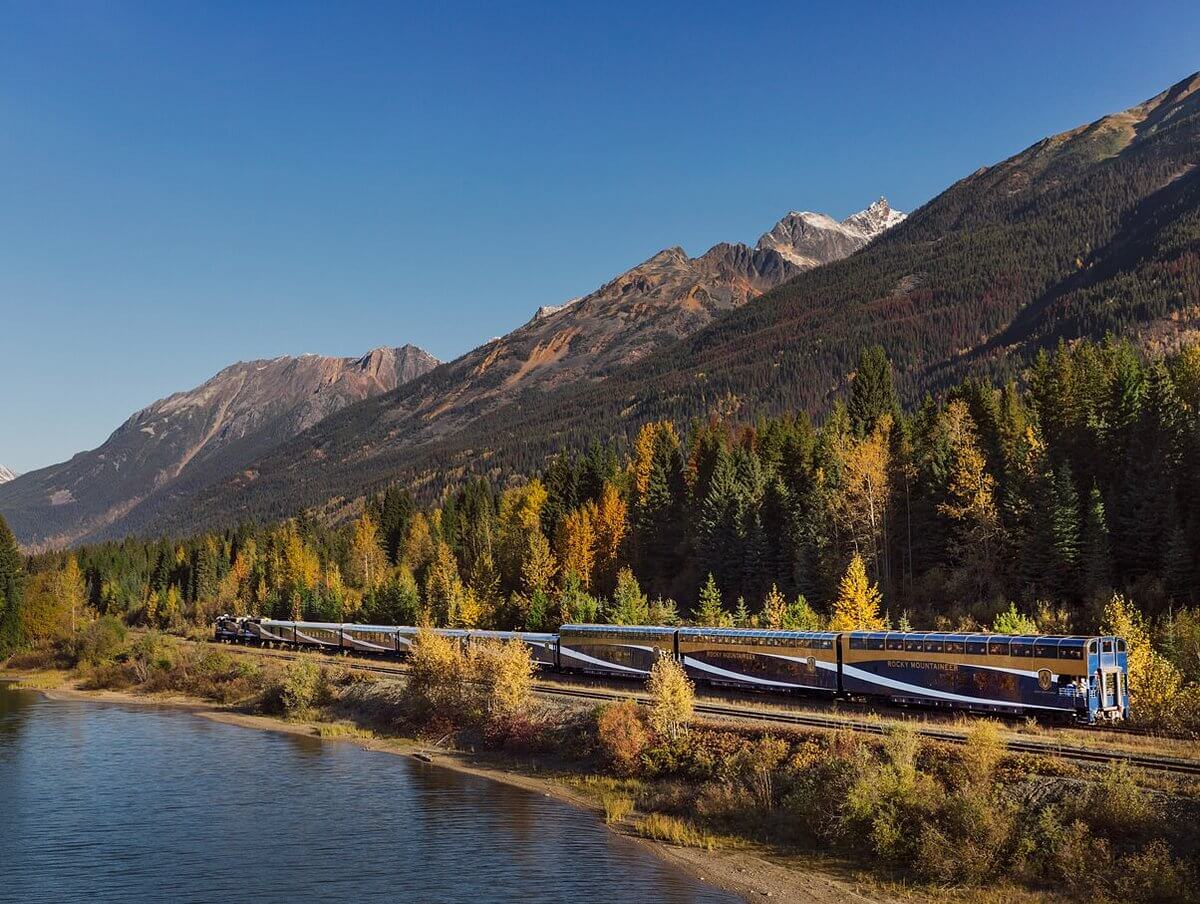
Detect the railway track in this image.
<box><xmin>198</xmin><ymin>638</ymin><xmax>1200</xmax><ymax>777</ymax></box>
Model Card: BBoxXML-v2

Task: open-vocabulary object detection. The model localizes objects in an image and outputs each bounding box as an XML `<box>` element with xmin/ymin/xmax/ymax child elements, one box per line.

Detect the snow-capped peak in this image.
<box><xmin>841</xmin><ymin>197</ymin><xmax>906</xmax><ymax>239</ymax></box>
<box><xmin>528</xmin><ymin>296</ymin><xmax>582</xmax><ymax>325</ymax></box>
<box><xmin>0</xmin><ymin>465</ymin><xmax>18</xmax><ymax>485</ymax></box>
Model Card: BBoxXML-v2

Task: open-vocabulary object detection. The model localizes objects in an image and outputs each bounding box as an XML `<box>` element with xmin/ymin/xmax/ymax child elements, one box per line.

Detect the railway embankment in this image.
<box><xmin>6</xmin><ymin>630</ymin><xmax>1200</xmax><ymax>904</ymax></box>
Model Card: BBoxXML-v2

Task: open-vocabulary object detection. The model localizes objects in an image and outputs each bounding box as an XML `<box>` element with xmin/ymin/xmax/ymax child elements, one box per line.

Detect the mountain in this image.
<box><xmin>0</xmin><ymin>345</ymin><xmax>437</xmax><ymax>548</ymax></box>
<box><xmin>158</xmin><ymin>72</ymin><xmax>1200</xmax><ymax>536</ymax></box>
<box><xmin>756</xmin><ymin>198</ymin><xmax>905</xmax><ymax>267</ymax></box>
<box><xmin>0</xmin><ymin>466</ymin><xmax>16</xmax><ymax>485</ymax></box>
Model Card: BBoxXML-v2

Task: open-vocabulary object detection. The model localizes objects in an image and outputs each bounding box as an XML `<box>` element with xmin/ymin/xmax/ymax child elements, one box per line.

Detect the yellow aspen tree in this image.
<box><xmin>592</xmin><ymin>482</ymin><xmax>629</xmax><ymax>591</ymax></box>
<box><xmin>402</xmin><ymin>512</ymin><xmax>435</xmax><ymax>573</ymax></box>
<box><xmin>57</xmin><ymin>555</ymin><xmax>89</xmax><ymax>633</ymax></box>
<box><xmin>521</xmin><ymin>530</ymin><xmax>557</xmax><ymax>596</ymax></box>
<box><xmin>832</xmin><ymin>415</ymin><xmax>892</xmax><ymax>576</ymax></box>
<box><xmin>760</xmin><ymin>583</ymin><xmax>787</xmax><ymax>630</ymax></box>
<box><xmin>348</xmin><ymin>512</ymin><xmax>388</xmax><ymax>591</ymax></box>
<box><xmin>829</xmin><ymin>553</ymin><xmax>885</xmax><ymax>631</ymax></box>
<box><xmin>556</xmin><ymin>504</ymin><xmax>597</xmax><ymax>590</ymax></box>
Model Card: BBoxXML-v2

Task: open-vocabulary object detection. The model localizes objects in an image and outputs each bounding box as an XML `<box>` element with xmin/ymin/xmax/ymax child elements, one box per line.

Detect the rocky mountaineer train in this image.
<box><xmin>215</xmin><ymin>616</ymin><xmax>1131</xmax><ymax>724</ymax></box>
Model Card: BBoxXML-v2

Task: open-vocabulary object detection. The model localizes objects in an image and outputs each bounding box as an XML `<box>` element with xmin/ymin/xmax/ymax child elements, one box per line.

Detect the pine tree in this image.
<box><xmin>1049</xmin><ymin>462</ymin><xmax>1081</xmax><ymax>595</ymax></box>
<box><xmin>847</xmin><ymin>345</ymin><xmax>898</xmax><ymax>438</ymax></box>
<box><xmin>733</xmin><ymin>596</ymin><xmax>751</xmax><ymax>627</ymax></box>
<box><xmin>609</xmin><ymin>567</ymin><xmax>649</xmax><ymax>626</ymax></box>
<box><xmin>829</xmin><ymin>553</ymin><xmax>885</xmax><ymax>631</ymax></box>
<box><xmin>694</xmin><ymin>573</ymin><xmax>729</xmax><ymax>626</ymax></box>
<box><xmin>379</xmin><ymin>485</ymin><xmax>415</xmax><ymax>565</ymax></box>
<box><xmin>1082</xmin><ymin>484</ymin><xmax>1112</xmax><ymax>599</ymax></box>
<box><xmin>0</xmin><ymin>515</ymin><xmax>25</xmax><ymax>653</ymax></box>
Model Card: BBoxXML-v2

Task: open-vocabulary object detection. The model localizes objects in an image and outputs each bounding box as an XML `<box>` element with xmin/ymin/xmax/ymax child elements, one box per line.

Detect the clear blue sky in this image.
<box><xmin>2</xmin><ymin>0</ymin><xmax>1198</xmax><ymax>474</ymax></box>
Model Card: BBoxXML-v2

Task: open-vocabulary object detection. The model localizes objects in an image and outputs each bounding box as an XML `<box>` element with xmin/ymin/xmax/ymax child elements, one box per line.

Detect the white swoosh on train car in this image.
<box><xmin>841</xmin><ymin>664</ymin><xmax>1064</xmax><ymax>710</ymax></box>
<box><xmin>559</xmin><ymin>647</ymin><xmax>648</xmax><ymax>674</ymax></box>
<box><xmin>682</xmin><ymin>657</ymin><xmax>829</xmax><ymax>689</ymax></box>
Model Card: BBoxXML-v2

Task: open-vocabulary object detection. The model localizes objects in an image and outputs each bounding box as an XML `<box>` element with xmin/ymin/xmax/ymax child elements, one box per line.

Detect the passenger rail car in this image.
<box><xmin>214</xmin><ymin>616</ymin><xmax>1130</xmax><ymax>724</ymax></box>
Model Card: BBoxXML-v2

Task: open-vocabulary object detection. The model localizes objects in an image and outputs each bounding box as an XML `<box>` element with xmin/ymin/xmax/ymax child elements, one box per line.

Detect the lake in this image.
<box><xmin>0</xmin><ymin>682</ymin><xmax>737</xmax><ymax>903</ymax></box>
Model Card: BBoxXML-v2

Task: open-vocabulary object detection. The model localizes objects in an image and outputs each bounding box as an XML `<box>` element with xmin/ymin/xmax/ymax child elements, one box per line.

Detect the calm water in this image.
<box><xmin>0</xmin><ymin>682</ymin><xmax>736</xmax><ymax>904</ymax></box>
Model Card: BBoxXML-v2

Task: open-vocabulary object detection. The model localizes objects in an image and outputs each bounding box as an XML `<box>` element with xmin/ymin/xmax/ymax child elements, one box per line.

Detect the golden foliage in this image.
<box><xmin>646</xmin><ymin>654</ymin><xmax>694</xmax><ymax>739</ymax></box>
<box><xmin>556</xmin><ymin>504</ymin><xmax>597</xmax><ymax>590</ymax></box>
<box><xmin>347</xmin><ymin>512</ymin><xmax>388</xmax><ymax>591</ymax></box>
<box><xmin>830</xmin><ymin>553</ymin><xmax>885</xmax><ymax>631</ymax></box>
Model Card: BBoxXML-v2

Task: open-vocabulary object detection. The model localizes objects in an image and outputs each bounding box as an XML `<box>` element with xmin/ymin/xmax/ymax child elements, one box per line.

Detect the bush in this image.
<box><xmin>467</xmin><ymin>638</ymin><xmax>534</xmax><ymax>723</ymax></box>
<box><xmin>403</xmin><ymin>628</ymin><xmax>464</xmax><ymax>722</ymax></box>
<box><xmin>278</xmin><ymin>660</ymin><xmax>324</xmax><ymax>718</ymax></box>
<box><xmin>596</xmin><ymin>700</ymin><xmax>649</xmax><ymax>776</ymax></box>
<box><xmin>1116</xmin><ymin>840</ymin><xmax>1197</xmax><ymax>903</ymax></box>
<box><xmin>646</xmin><ymin>656</ymin><xmax>693</xmax><ymax>739</ymax></box>
<box><xmin>1070</xmin><ymin>761</ymin><xmax>1153</xmax><ymax>837</ymax></box>
<box><xmin>71</xmin><ymin>616</ymin><xmax>127</xmax><ymax>667</ymax></box>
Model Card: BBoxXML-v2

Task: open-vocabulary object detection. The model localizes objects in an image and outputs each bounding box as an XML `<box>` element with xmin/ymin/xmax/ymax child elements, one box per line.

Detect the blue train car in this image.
<box><xmin>839</xmin><ymin>631</ymin><xmax>1129</xmax><ymax>722</ymax></box>
<box><xmin>676</xmin><ymin>628</ymin><xmax>839</xmax><ymax>693</ymax></box>
<box><xmin>557</xmin><ymin>624</ymin><xmax>675</xmax><ymax>677</ymax></box>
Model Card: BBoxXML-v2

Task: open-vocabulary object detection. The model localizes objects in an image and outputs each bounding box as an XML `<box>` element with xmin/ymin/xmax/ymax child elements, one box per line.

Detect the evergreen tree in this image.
<box><xmin>732</xmin><ymin>595</ymin><xmax>751</xmax><ymax>627</ymax></box>
<box><xmin>379</xmin><ymin>485</ymin><xmax>415</xmax><ymax>565</ymax></box>
<box><xmin>1049</xmin><ymin>462</ymin><xmax>1081</xmax><ymax>595</ymax></box>
<box><xmin>0</xmin><ymin>515</ymin><xmax>25</xmax><ymax>652</ymax></box>
<box><xmin>694</xmin><ymin>573</ymin><xmax>729</xmax><ymax>626</ymax></box>
<box><xmin>609</xmin><ymin>567</ymin><xmax>649</xmax><ymax>626</ymax></box>
<box><xmin>1081</xmin><ymin>484</ymin><xmax>1112</xmax><ymax>599</ymax></box>
<box><xmin>847</xmin><ymin>345</ymin><xmax>898</xmax><ymax>438</ymax></box>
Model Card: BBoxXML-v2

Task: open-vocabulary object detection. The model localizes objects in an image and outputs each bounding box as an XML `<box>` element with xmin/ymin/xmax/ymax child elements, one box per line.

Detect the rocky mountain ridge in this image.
<box><xmin>0</xmin><ymin>345</ymin><xmax>437</xmax><ymax>548</ymax></box>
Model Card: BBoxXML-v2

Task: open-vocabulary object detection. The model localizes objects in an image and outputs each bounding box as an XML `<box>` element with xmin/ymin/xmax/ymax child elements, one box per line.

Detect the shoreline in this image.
<box><xmin>16</xmin><ymin>674</ymin><xmax>904</xmax><ymax>904</ymax></box>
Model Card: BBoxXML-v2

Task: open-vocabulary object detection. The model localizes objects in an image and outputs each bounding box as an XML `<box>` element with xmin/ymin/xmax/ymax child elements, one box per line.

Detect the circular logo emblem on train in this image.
<box><xmin>1037</xmin><ymin>668</ymin><xmax>1053</xmax><ymax>691</ymax></box>
<box><xmin>806</xmin><ymin>656</ymin><xmax>817</xmax><ymax>673</ymax></box>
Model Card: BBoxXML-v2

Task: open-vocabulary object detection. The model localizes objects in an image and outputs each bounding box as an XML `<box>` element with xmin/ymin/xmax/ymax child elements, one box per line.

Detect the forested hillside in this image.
<box><xmin>163</xmin><ymin>72</ymin><xmax>1200</xmax><ymax>536</ymax></box>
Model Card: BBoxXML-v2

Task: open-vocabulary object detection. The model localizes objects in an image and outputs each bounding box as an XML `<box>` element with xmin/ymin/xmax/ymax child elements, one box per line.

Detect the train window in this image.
<box><xmin>1117</xmin><ymin>639</ymin><xmax>1126</xmax><ymax>653</ymax></box>
<box><xmin>904</xmin><ymin>637</ymin><xmax>923</xmax><ymax>652</ymax></box>
<box><xmin>886</xmin><ymin>636</ymin><xmax>904</xmax><ymax>651</ymax></box>
<box><xmin>1034</xmin><ymin>642</ymin><xmax>1057</xmax><ymax>659</ymax></box>
<box><xmin>1011</xmin><ymin>641</ymin><xmax>1033</xmax><ymax>657</ymax></box>
<box><xmin>1088</xmin><ymin>640</ymin><xmax>1097</xmax><ymax>654</ymax></box>
<box><xmin>924</xmin><ymin>639</ymin><xmax>943</xmax><ymax>653</ymax></box>
<box><xmin>966</xmin><ymin>640</ymin><xmax>987</xmax><ymax>655</ymax></box>
<box><xmin>945</xmin><ymin>641</ymin><xmax>965</xmax><ymax>655</ymax></box>
<box><xmin>1059</xmin><ymin>646</ymin><xmax>1083</xmax><ymax>660</ymax></box>
<box><xmin>1103</xmin><ymin>640</ymin><xmax>1114</xmax><ymax>654</ymax></box>
<box><xmin>849</xmin><ymin>636</ymin><xmax>864</xmax><ymax>650</ymax></box>
<box><xmin>988</xmin><ymin>639</ymin><xmax>1010</xmax><ymax>656</ymax></box>
<box><xmin>867</xmin><ymin>636</ymin><xmax>886</xmax><ymax>651</ymax></box>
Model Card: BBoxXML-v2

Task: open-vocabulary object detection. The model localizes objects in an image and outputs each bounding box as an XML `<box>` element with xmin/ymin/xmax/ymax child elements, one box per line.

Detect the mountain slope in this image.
<box><xmin>318</xmin><ymin>199</ymin><xmax>903</xmax><ymax>448</ymax></box>
<box><xmin>0</xmin><ymin>466</ymin><xmax>16</xmax><ymax>486</ymax></box>
<box><xmin>161</xmin><ymin>72</ymin><xmax>1200</xmax><ymax>535</ymax></box>
<box><xmin>0</xmin><ymin>345</ymin><xmax>437</xmax><ymax>548</ymax></box>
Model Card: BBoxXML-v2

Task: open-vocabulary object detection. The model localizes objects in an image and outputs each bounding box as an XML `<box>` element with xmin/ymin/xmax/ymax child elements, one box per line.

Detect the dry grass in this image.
<box><xmin>601</xmin><ymin>793</ymin><xmax>634</xmax><ymax>825</ymax></box>
<box><xmin>633</xmin><ymin>813</ymin><xmax>716</xmax><ymax>850</ymax></box>
<box><xmin>315</xmin><ymin>722</ymin><xmax>376</xmax><ymax>741</ymax></box>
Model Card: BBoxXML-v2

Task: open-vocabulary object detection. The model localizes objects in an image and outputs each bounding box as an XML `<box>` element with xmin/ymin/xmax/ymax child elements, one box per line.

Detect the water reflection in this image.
<box><xmin>0</xmin><ymin>683</ymin><xmax>736</xmax><ymax>903</ymax></box>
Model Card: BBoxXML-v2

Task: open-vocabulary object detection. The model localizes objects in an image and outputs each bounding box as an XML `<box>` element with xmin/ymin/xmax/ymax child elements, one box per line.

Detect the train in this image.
<box><xmin>215</xmin><ymin>615</ymin><xmax>1131</xmax><ymax>724</ymax></box>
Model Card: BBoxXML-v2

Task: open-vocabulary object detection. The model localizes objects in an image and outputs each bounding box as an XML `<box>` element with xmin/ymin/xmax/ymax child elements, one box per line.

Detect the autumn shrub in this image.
<box><xmin>1021</xmin><ymin>805</ymin><xmax>1112</xmax><ymax>896</ymax></box>
<box><xmin>1115</xmin><ymin>839</ymin><xmax>1197</xmax><ymax>904</ymax></box>
<box><xmin>839</xmin><ymin>726</ymin><xmax>941</xmax><ymax>867</ymax></box>
<box><xmin>71</xmin><ymin>616</ymin><xmax>127</xmax><ymax>667</ymax></box>
<box><xmin>645</xmin><ymin>655</ymin><xmax>693</xmax><ymax>739</ymax></box>
<box><xmin>403</xmin><ymin>628</ymin><xmax>465</xmax><ymax>723</ymax></box>
<box><xmin>595</xmin><ymin>700</ymin><xmax>649</xmax><ymax>776</ymax></box>
<box><xmin>270</xmin><ymin>660</ymin><xmax>324</xmax><ymax>718</ymax></box>
<box><xmin>915</xmin><ymin>789</ymin><xmax>1016</xmax><ymax>885</ymax></box>
<box><xmin>466</xmin><ymin>638</ymin><xmax>534</xmax><ymax>724</ymax></box>
<box><xmin>1068</xmin><ymin>761</ymin><xmax>1153</xmax><ymax>838</ymax></box>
